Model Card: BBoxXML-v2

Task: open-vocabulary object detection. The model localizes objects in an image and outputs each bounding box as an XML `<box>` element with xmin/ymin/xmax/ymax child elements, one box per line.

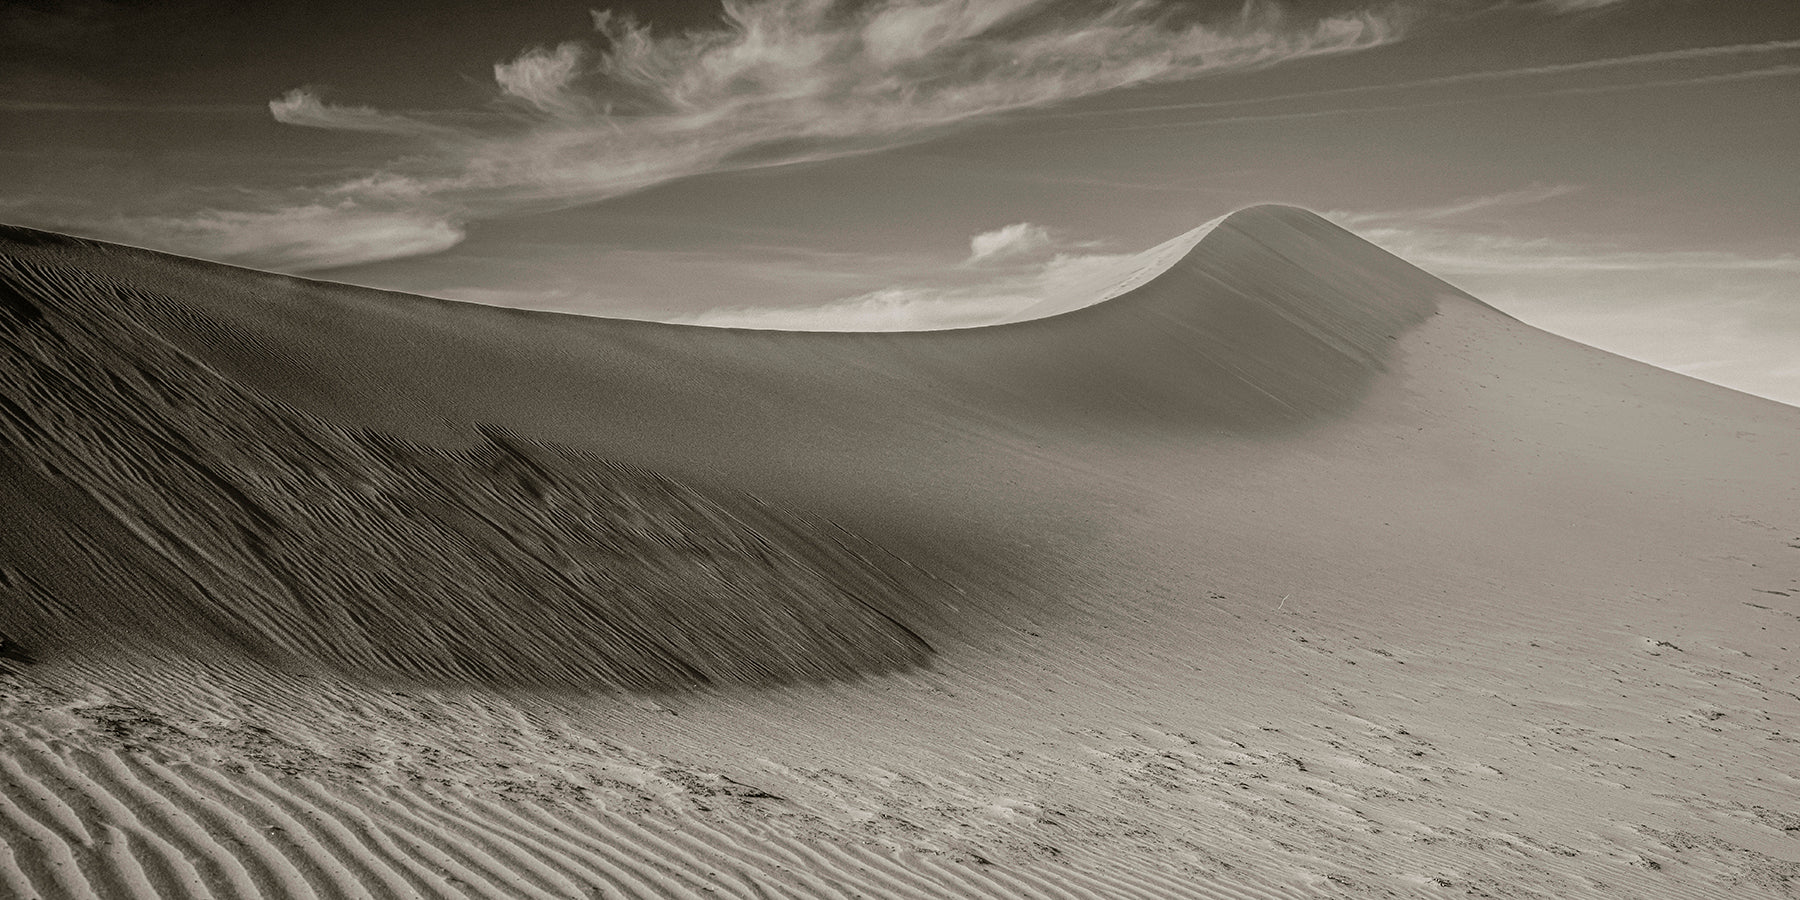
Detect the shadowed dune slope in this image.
<box><xmin>0</xmin><ymin>250</ymin><xmax>941</xmax><ymax>689</ymax></box>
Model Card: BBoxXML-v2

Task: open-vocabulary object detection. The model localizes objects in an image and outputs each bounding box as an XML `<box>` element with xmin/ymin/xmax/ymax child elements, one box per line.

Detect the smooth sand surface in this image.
<box><xmin>3</xmin><ymin>206</ymin><xmax>1797</xmax><ymax>898</ymax></box>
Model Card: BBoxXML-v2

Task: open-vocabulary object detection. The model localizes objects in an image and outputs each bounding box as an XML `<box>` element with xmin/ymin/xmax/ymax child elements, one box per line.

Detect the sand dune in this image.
<box><xmin>3</xmin><ymin>206</ymin><xmax>1798</xmax><ymax>897</ymax></box>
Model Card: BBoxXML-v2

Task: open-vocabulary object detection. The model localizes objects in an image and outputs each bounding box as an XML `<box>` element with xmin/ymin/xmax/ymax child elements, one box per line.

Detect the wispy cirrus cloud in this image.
<box><xmin>1035</xmin><ymin>37</ymin><xmax>1800</xmax><ymax>122</ymax></box>
<box><xmin>106</xmin><ymin>205</ymin><xmax>468</xmax><ymax>273</ymax></box>
<box><xmin>493</xmin><ymin>42</ymin><xmax>590</xmax><ymax>116</ymax></box>
<box><xmin>1329</xmin><ymin>185</ymin><xmax>1582</xmax><ymax>227</ymax></box>
<box><xmin>111</xmin><ymin>0</ymin><xmax>1402</xmax><ymax>272</ymax></box>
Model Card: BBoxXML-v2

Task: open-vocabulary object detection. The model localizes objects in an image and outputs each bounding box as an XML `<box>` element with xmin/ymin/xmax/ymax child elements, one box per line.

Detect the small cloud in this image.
<box><xmin>967</xmin><ymin>223</ymin><xmax>1054</xmax><ymax>265</ymax></box>
<box><xmin>269</xmin><ymin>88</ymin><xmax>443</xmax><ymax>135</ymax></box>
<box><xmin>494</xmin><ymin>42</ymin><xmax>589</xmax><ymax>117</ymax></box>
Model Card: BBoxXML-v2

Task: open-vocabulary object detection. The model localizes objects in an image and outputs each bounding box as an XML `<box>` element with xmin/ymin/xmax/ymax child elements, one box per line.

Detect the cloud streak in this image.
<box><xmin>122</xmin><ymin>0</ymin><xmax>1402</xmax><ymax>272</ymax></box>
<box><xmin>1033</xmin><ymin>37</ymin><xmax>1800</xmax><ymax>120</ymax></box>
<box><xmin>269</xmin><ymin>88</ymin><xmax>451</xmax><ymax>135</ymax></box>
<box><xmin>1049</xmin><ymin>63</ymin><xmax>1800</xmax><ymax>134</ymax></box>
<box><xmin>106</xmin><ymin>205</ymin><xmax>468</xmax><ymax>273</ymax></box>
<box><xmin>1329</xmin><ymin>185</ymin><xmax>1582</xmax><ymax>227</ymax></box>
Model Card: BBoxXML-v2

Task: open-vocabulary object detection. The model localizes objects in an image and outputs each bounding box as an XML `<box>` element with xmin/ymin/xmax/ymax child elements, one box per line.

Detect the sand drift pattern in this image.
<box><xmin>0</xmin><ymin>700</ymin><xmax>1284</xmax><ymax>900</ymax></box>
<box><xmin>0</xmin><ymin>244</ymin><xmax>931</xmax><ymax>689</ymax></box>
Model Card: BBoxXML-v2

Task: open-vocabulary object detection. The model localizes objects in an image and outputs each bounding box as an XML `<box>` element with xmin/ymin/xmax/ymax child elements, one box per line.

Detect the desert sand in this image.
<box><xmin>2</xmin><ymin>205</ymin><xmax>1797</xmax><ymax>898</ymax></box>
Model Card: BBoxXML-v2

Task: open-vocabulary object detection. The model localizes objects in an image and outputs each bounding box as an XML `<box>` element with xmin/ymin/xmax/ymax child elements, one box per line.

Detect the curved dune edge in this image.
<box><xmin>0</xmin><ymin>205</ymin><xmax>1263</xmax><ymax>336</ymax></box>
<box><xmin>995</xmin><ymin>214</ymin><xmax>1229</xmax><ymax>325</ymax></box>
<box><xmin>5</xmin><ymin>206</ymin><xmax>1800</xmax><ymax>898</ymax></box>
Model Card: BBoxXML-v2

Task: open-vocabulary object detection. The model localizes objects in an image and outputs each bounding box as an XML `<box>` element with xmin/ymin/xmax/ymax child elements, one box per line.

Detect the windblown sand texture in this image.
<box><xmin>3</xmin><ymin>206</ymin><xmax>1798</xmax><ymax>898</ymax></box>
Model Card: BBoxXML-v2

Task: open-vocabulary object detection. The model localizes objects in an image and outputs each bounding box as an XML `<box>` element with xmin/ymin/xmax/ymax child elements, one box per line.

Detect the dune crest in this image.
<box><xmin>0</xmin><ymin>205</ymin><xmax>1481</xmax><ymax>689</ymax></box>
<box><xmin>0</xmin><ymin>205</ymin><xmax>1458</xmax><ymax>687</ymax></box>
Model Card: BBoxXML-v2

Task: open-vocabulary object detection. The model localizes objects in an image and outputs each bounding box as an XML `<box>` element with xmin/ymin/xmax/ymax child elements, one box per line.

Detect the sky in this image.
<box><xmin>3</xmin><ymin>0</ymin><xmax>1797</xmax><ymax>405</ymax></box>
